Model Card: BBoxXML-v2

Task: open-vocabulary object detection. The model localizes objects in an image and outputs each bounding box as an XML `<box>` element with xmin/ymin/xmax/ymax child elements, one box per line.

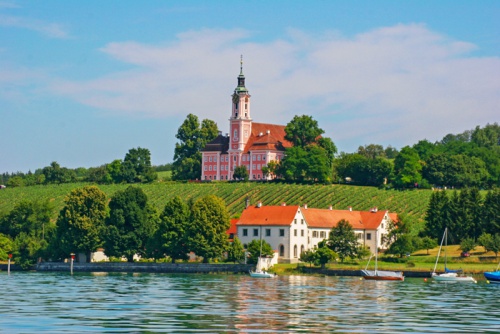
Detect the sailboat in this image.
<box><xmin>431</xmin><ymin>228</ymin><xmax>476</xmax><ymax>283</ymax></box>
<box><xmin>362</xmin><ymin>230</ymin><xmax>404</xmax><ymax>281</ymax></box>
<box><xmin>484</xmin><ymin>261</ymin><xmax>500</xmax><ymax>283</ymax></box>
<box><xmin>249</xmin><ymin>227</ymin><xmax>276</xmax><ymax>278</ymax></box>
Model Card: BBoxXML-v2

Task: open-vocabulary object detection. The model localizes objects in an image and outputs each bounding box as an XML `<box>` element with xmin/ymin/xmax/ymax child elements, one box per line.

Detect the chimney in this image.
<box><xmin>304</xmin><ymin>204</ymin><xmax>308</xmax><ymax>209</ymax></box>
<box><xmin>329</xmin><ymin>205</ymin><xmax>333</xmax><ymax>210</ymax></box>
<box><xmin>281</xmin><ymin>202</ymin><xmax>286</xmax><ymax>206</ymax></box>
<box><xmin>371</xmin><ymin>207</ymin><xmax>378</xmax><ymax>213</ymax></box>
<box><xmin>266</xmin><ymin>130</ymin><xmax>270</xmax><ymax>135</ymax></box>
<box><xmin>245</xmin><ymin>196</ymin><xmax>250</xmax><ymax>209</ymax></box>
<box><xmin>348</xmin><ymin>206</ymin><xmax>352</xmax><ymax>211</ymax></box>
<box><xmin>257</xmin><ymin>201</ymin><xmax>262</xmax><ymax>208</ymax></box>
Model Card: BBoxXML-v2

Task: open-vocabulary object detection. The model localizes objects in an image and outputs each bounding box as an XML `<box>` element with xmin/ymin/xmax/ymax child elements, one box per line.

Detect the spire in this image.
<box><xmin>236</xmin><ymin>55</ymin><xmax>248</xmax><ymax>92</ymax></box>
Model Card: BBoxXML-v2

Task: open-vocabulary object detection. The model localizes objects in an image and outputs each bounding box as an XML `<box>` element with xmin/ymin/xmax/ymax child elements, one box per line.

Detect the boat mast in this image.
<box><xmin>433</xmin><ymin>228</ymin><xmax>447</xmax><ymax>274</ymax></box>
<box><xmin>374</xmin><ymin>230</ymin><xmax>378</xmax><ymax>274</ymax></box>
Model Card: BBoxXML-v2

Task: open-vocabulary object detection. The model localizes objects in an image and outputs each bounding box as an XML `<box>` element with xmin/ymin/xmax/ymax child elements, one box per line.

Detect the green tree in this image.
<box><xmin>103</xmin><ymin>186</ymin><xmax>157</xmax><ymax>262</ymax></box>
<box><xmin>227</xmin><ymin>236</ymin><xmax>245</xmax><ymax>263</ymax></box>
<box><xmin>420</xmin><ymin>236</ymin><xmax>438</xmax><ymax>255</ymax></box>
<box><xmin>233</xmin><ymin>165</ymin><xmax>249</xmax><ymax>181</ymax></box>
<box><xmin>52</xmin><ymin>186</ymin><xmax>108</xmax><ymax>262</ymax></box>
<box><xmin>460</xmin><ymin>238</ymin><xmax>476</xmax><ymax>253</ymax></box>
<box><xmin>0</xmin><ymin>233</ymin><xmax>14</xmax><ymax>261</ymax></box>
<box><xmin>87</xmin><ymin>165</ymin><xmax>112</xmax><ymax>184</ymax></box>
<box><xmin>357</xmin><ymin>144</ymin><xmax>385</xmax><ymax>159</ymax></box>
<box><xmin>0</xmin><ymin>200</ymin><xmax>52</xmax><ymax>240</ymax></box>
<box><xmin>424</xmin><ymin>191</ymin><xmax>450</xmax><ymax>240</ymax></box>
<box><xmin>246</xmin><ymin>239</ymin><xmax>274</xmax><ymax>265</ymax></box>
<box><xmin>314</xmin><ymin>246</ymin><xmax>337</xmax><ymax>269</ymax></box>
<box><xmin>326</xmin><ymin>219</ymin><xmax>359</xmax><ymax>262</ymax></box>
<box><xmin>187</xmin><ymin>195</ymin><xmax>230</xmax><ymax>263</ymax></box>
<box><xmin>299</xmin><ymin>249</ymin><xmax>316</xmax><ymax>267</ymax></box>
<box><xmin>172</xmin><ymin>114</ymin><xmax>218</xmax><ymax>180</ymax></box>
<box><xmin>478</xmin><ymin>233</ymin><xmax>493</xmax><ymax>253</ymax></box>
<box><xmin>284</xmin><ymin>115</ymin><xmax>324</xmax><ymax>148</ymax></box>
<box><xmin>42</xmin><ymin>161</ymin><xmax>76</xmax><ymax>184</ymax></box>
<box><xmin>148</xmin><ymin>196</ymin><xmax>190</xmax><ymax>262</ymax></box>
<box><xmin>107</xmin><ymin>159</ymin><xmax>123</xmax><ymax>183</ymax></box>
<box><xmin>122</xmin><ymin>147</ymin><xmax>157</xmax><ymax>183</ymax></box>
<box><xmin>393</xmin><ymin>146</ymin><xmax>422</xmax><ymax>188</ymax></box>
<box><xmin>483</xmin><ymin>188</ymin><xmax>500</xmax><ymax>235</ymax></box>
<box><xmin>387</xmin><ymin>234</ymin><xmax>418</xmax><ymax>258</ymax></box>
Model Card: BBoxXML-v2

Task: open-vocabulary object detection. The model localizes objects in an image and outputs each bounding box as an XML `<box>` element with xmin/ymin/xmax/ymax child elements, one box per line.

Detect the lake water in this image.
<box><xmin>1</xmin><ymin>272</ymin><xmax>499</xmax><ymax>333</ymax></box>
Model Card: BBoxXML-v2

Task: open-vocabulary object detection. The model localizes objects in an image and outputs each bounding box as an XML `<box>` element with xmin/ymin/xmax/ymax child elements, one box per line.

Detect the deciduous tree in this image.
<box><xmin>103</xmin><ymin>186</ymin><xmax>157</xmax><ymax>262</ymax></box>
<box><xmin>187</xmin><ymin>195</ymin><xmax>230</xmax><ymax>263</ymax></box>
<box><xmin>326</xmin><ymin>219</ymin><xmax>359</xmax><ymax>262</ymax></box>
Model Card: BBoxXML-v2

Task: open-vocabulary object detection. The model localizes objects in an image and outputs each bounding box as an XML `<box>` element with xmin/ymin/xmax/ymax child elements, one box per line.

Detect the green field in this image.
<box><xmin>0</xmin><ymin>181</ymin><xmax>432</xmax><ymax>229</ymax></box>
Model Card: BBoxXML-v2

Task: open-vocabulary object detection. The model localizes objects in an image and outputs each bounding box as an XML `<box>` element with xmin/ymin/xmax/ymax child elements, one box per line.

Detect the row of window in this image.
<box><xmin>242</xmin><ymin>228</ymin><xmax>286</xmax><ymax>237</ymax></box>
<box><xmin>203</xmin><ymin>154</ymin><xmax>271</xmax><ymax>163</ymax></box>
<box><xmin>204</xmin><ymin>164</ymin><xmax>265</xmax><ymax>172</ymax></box>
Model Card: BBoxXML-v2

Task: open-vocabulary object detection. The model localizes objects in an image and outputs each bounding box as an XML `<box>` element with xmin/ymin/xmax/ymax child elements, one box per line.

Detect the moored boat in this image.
<box><xmin>432</xmin><ymin>228</ymin><xmax>476</xmax><ymax>283</ymax></box>
<box><xmin>484</xmin><ymin>261</ymin><xmax>500</xmax><ymax>283</ymax></box>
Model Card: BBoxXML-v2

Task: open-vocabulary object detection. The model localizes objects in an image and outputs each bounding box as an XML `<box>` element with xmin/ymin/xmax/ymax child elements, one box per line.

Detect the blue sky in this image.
<box><xmin>1</xmin><ymin>1</ymin><xmax>499</xmax><ymax>173</ymax></box>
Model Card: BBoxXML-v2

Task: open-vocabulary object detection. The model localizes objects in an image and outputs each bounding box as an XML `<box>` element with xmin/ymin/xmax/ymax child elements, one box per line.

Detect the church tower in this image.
<box><xmin>228</xmin><ymin>56</ymin><xmax>252</xmax><ymax>168</ymax></box>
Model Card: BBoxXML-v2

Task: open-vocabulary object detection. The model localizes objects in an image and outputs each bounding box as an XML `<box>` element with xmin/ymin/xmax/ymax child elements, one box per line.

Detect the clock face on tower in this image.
<box><xmin>232</xmin><ymin>93</ymin><xmax>239</xmax><ymax>105</ymax></box>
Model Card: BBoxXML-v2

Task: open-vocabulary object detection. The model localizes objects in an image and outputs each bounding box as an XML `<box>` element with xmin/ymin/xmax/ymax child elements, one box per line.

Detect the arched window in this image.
<box><xmin>300</xmin><ymin>245</ymin><xmax>305</xmax><ymax>255</ymax></box>
<box><xmin>293</xmin><ymin>245</ymin><xmax>297</xmax><ymax>258</ymax></box>
<box><xmin>279</xmin><ymin>245</ymin><xmax>285</xmax><ymax>257</ymax></box>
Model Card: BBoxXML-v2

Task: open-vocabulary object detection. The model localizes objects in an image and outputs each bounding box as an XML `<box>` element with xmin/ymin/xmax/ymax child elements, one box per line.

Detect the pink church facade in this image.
<box><xmin>201</xmin><ymin>60</ymin><xmax>292</xmax><ymax>181</ymax></box>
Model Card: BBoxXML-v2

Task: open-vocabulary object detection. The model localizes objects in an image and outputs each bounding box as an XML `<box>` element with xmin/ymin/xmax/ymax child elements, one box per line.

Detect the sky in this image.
<box><xmin>1</xmin><ymin>1</ymin><xmax>499</xmax><ymax>173</ymax></box>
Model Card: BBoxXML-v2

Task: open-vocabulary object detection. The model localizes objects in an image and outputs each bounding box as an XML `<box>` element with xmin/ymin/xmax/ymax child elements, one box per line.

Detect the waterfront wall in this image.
<box><xmin>36</xmin><ymin>262</ymin><xmax>253</xmax><ymax>274</ymax></box>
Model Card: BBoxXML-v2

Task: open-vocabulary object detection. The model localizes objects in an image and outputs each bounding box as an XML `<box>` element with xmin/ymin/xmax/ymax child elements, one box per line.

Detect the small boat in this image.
<box><xmin>249</xmin><ymin>269</ymin><xmax>276</xmax><ymax>278</ymax></box>
<box><xmin>431</xmin><ymin>228</ymin><xmax>476</xmax><ymax>283</ymax></box>
<box><xmin>362</xmin><ymin>231</ymin><xmax>404</xmax><ymax>281</ymax></box>
<box><xmin>249</xmin><ymin>227</ymin><xmax>276</xmax><ymax>278</ymax></box>
<box><xmin>484</xmin><ymin>261</ymin><xmax>500</xmax><ymax>283</ymax></box>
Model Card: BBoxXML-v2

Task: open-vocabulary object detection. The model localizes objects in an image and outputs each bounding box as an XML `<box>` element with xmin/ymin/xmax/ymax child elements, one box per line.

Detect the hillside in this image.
<box><xmin>0</xmin><ymin>182</ymin><xmax>433</xmax><ymax>230</ymax></box>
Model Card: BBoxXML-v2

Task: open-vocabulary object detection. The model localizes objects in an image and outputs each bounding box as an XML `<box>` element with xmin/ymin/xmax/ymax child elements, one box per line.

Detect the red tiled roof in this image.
<box><xmin>302</xmin><ymin>208</ymin><xmax>387</xmax><ymax>229</ymax></box>
<box><xmin>236</xmin><ymin>205</ymin><xmax>300</xmax><ymax>226</ymax></box>
<box><xmin>244</xmin><ymin>123</ymin><xmax>293</xmax><ymax>153</ymax></box>
<box><xmin>226</xmin><ymin>218</ymin><xmax>239</xmax><ymax>241</ymax></box>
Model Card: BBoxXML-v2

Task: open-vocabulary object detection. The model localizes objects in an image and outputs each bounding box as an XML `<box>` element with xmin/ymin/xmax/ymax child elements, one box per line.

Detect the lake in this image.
<box><xmin>1</xmin><ymin>272</ymin><xmax>499</xmax><ymax>333</ymax></box>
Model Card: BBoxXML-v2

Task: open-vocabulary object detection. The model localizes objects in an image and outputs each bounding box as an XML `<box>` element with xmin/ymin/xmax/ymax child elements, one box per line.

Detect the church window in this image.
<box><xmin>235</xmin><ymin>103</ymin><xmax>238</xmax><ymax>110</ymax></box>
<box><xmin>204</xmin><ymin>157</ymin><xmax>207</xmax><ymax>162</ymax></box>
<box><xmin>245</xmin><ymin>104</ymin><xmax>248</xmax><ymax>110</ymax></box>
<box><xmin>233</xmin><ymin>155</ymin><xmax>236</xmax><ymax>161</ymax></box>
<box><xmin>209</xmin><ymin>156</ymin><xmax>212</xmax><ymax>162</ymax></box>
<box><xmin>257</xmin><ymin>155</ymin><xmax>261</xmax><ymax>161</ymax></box>
<box><xmin>221</xmin><ymin>156</ymin><xmax>224</xmax><ymax>162</ymax></box>
<box><xmin>209</xmin><ymin>166</ymin><xmax>212</xmax><ymax>171</ymax></box>
<box><xmin>257</xmin><ymin>164</ymin><xmax>261</xmax><ymax>170</ymax></box>
<box><xmin>252</xmin><ymin>165</ymin><xmax>256</xmax><ymax>170</ymax></box>
<box><xmin>204</xmin><ymin>166</ymin><xmax>207</xmax><ymax>171</ymax></box>
<box><xmin>252</xmin><ymin>155</ymin><xmax>256</xmax><ymax>161</ymax></box>
<box><xmin>214</xmin><ymin>166</ymin><xmax>217</xmax><ymax>171</ymax></box>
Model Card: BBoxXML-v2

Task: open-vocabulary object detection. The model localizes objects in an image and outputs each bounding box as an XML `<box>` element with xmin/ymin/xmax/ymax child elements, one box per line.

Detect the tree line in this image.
<box><xmin>172</xmin><ymin>113</ymin><xmax>499</xmax><ymax>188</ymax></box>
<box><xmin>1</xmin><ymin>148</ymin><xmax>169</xmax><ymax>187</ymax></box>
<box><xmin>0</xmin><ymin>185</ymin><xmax>233</xmax><ymax>268</ymax></box>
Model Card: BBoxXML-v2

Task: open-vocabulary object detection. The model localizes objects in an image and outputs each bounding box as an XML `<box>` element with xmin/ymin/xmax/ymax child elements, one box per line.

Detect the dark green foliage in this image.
<box><xmin>227</xmin><ymin>236</ymin><xmax>245</xmax><ymax>263</ymax></box>
<box><xmin>459</xmin><ymin>238</ymin><xmax>476</xmax><ymax>253</ymax></box>
<box><xmin>0</xmin><ymin>233</ymin><xmax>14</xmax><ymax>261</ymax></box>
<box><xmin>313</xmin><ymin>246</ymin><xmax>337</xmax><ymax>268</ymax></box>
<box><xmin>172</xmin><ymin>114</ymin><xmax>218</xmax><ymax>180</ymax></box>
<box><xmin>246</xmin><ymin>238</ymin><xmax>273</xmax><ymax>265</ymax></box>
<box><xmin>326</xmin><ymin>219</ymin><xmax>359</xmax><ymax>262</ymax></box>
<box><xmin>103</xmin><ymin>186</ymin><xmax>158</xmax><ymax>262</ymax></box>
<box><xmin>420</xmin><ymin>236</ymin><xmax>438</xmax><ymax>255</ymax></box>
<box><xmin>42</xmin><ymin>161</ymin><xmax>77</xmax><ymax>184</ymax></box>
<box><xmin>424</xmin><ymin>191</ymin><xmax>450</xmax><ymax>240</ymax></box>
<box><xmin>122</xmin><ymin>147</ymin><xmax>157</xmax><ymax>183</ymax></box>
<box><xmin>52</xmin><ymin>185</ymin><xmax>108</xmax><ymax>262</ymax></box>
<box><xmin>336</xmin><ymin>153</ymin><xmax>393</xmax><ymax>186</ymax></box>
<box><xmin>233</xmin><ymin>165</ymin><xmax>249</xmax><ymax>181</ymax></box>
<box><xmin>483</xmin><ymin>188</ymin><xmax>500</xmax><ymax>235</ymax></box>
<box><xmin>284</xmin><ymin>115</ymin><xmax>324</xmax><ymax>148</ymax></box>
<box><xmin>148</xmin><ymin>196</ymin><xmax>189</xmax><ymax>262</ymax></box>
<box><xmin>186</xmin><ymin>195</ymin><xmax>230</xmax><ymax>263</ymax></box>
<box><xmin>393</xmin><ymin>146</ymin><xmax>422</xmax><ymax>188</ymax></box>
<box><xmin>387</xmin><ymin>234</ymin><xmax>419</xmax><ymax>258</ymax></box>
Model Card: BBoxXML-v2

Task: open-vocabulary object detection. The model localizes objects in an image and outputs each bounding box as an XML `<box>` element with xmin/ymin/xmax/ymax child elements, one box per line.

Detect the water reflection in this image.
<box><xmin>1</xmin><ymin>272</ymin><xmax>499</xmax><ymax>333</ymax></box>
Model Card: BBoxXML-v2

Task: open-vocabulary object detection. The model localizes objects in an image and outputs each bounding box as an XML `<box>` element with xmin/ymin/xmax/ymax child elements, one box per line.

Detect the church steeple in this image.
<box><xmin>236</xmin><ymin>55</ymin><xmax>248</xmax><ymax>93</ymax></box>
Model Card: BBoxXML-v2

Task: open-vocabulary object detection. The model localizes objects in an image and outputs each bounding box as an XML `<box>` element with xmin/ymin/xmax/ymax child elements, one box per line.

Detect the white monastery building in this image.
<box><xmin>235</xmin><ymin>203</ymin><xmax>399</xmax><ymax>263</ymax></box>
<box><xmin>201</xmin><ymin>58</ymin><xmax>292</xmax><ymax>181</ymax></box>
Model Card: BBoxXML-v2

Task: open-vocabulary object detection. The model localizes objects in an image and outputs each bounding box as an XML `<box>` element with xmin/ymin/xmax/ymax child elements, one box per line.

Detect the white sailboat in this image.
<box><xmin>362</xmin><ymin>230</ymin><xmax>404</xmax><ymax>281</ymax></box>
<box><xmin>249</xmin><ymin>227</ymin><xmax>276</xmax><ymax>278</ymax></box>
<box><xmin>431</xmin><ymin>228</ymin><xmax>476</xmax><ymax>283</ymax></box>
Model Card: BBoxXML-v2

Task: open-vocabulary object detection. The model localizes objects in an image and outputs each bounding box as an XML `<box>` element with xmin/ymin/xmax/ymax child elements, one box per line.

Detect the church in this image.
<box><xmin>201</xmin><ymin>58</ymin><xmax>292</xmax><ymax>181</ymax></box>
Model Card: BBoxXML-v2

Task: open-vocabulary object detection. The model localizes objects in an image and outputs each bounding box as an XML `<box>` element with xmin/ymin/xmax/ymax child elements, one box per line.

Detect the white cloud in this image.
<box><xmin>49</xmin><ymin>24</ymin><xmax>499</xmax><ymax>150</ymax></box>
<box><xmin>0</xmin><ymin>14</ymin><xmax>69</xmax><ymax>38</ymax></box>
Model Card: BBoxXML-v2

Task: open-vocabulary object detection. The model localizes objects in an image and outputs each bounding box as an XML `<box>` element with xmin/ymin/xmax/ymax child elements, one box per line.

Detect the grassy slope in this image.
<box><xmin>0</xmin><ymin>182</ymin><xmax>432</xmax><ymax>228</ymax></box>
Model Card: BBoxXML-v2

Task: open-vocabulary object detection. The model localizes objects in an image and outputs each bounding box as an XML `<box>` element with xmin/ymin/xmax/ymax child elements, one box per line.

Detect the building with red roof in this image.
<box><xmin>235</xmin><ymin>202</ymin><xmax>398</xmax><ymax>263</ymax></box>
<box><xmin>201</xmin><ymin>57</ymin><xmax>292</xmax><ymax>181</ymax></box>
